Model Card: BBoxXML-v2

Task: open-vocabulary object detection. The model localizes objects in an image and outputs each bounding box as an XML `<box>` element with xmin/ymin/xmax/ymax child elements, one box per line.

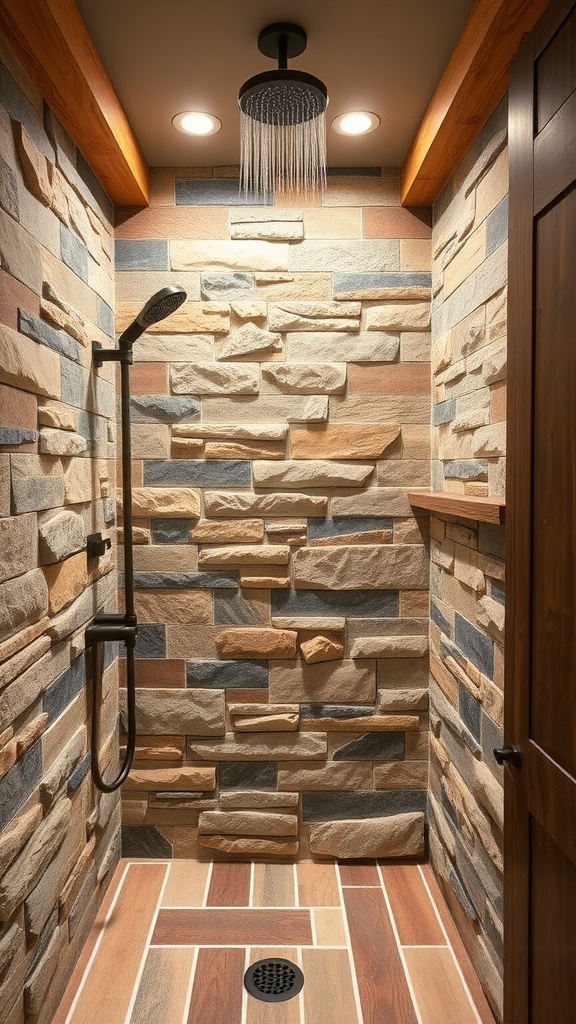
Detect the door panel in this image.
<box><xmin>530</xmin><ymin>819</ymin><xmax>576</xmax><ymax>1024</ymax></box>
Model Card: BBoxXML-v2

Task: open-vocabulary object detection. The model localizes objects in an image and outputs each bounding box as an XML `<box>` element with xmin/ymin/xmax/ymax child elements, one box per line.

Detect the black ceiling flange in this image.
<box><xmin>257</xmin><ymin>23</ymin><xmax>308</xmax><ymax>67</ymax></box>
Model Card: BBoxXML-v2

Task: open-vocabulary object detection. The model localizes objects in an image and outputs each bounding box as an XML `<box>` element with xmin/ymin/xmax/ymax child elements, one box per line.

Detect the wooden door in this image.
<box><xmin>507</xmin><ymin>0</ymin><xmax>576</xmax><ymax>1021</ymax></box>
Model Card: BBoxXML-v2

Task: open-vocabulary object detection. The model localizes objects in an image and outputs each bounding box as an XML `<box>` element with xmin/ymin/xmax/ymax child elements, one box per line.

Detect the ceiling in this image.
<box><xmin>76</xmin><ymin>0</ymin><xmax>475</xmax><ymax>170</ymax></box>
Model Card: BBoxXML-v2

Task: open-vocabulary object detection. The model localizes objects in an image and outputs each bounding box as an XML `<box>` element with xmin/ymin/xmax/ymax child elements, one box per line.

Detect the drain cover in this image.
<box><xmin>244</xmin><ymin>958</ymin><xmax>305</xmax><ymax>1003</ymax></box>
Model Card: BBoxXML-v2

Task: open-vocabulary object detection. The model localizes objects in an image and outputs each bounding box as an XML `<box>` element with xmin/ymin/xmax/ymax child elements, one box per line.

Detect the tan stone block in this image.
<box><xmin>126</xmin><ymin>735</ymin><xmax>186</xmax><ymax>761</ymax></box>
<box><xmin>270</xmin><ymin>660</ymin><xmax>375</xmax><ymax>703</ymax></box>
<box><xmin>350</xmin><ymin>636</ymin><xmax>429</xmax><ymax>659</ymax></box>
<box><xmin>199</xmin><ymin>810</ymin><xmax>297</xmax><ymax>836</ymax></box>
<box><xmin>230</xmin><ymin>301</ymin><xmax>268</xmax><ymax>320</ymax></box>
<box><xmin>41</xmin><ymin>287</ymin><xmax>91</xmax><ymax>347</ymax></box>
<box><xmin>174</xmin><ymin>422</ymin><xmax>288</xmax><ymax>441</ymax></box>
<box><xmin>206</xmin><ymin>440</ymin><xmax>285</xmax><ymax>459</ymax></box>
<box><xmin>454</xmin><ymin>545</ymin><xmax>486</xmax><ymax>593</ymax></box>
<box><xmin>170</xmin><ymin>362</ymin><xmax>259</xmax><ymax>396</ymax></box>
<box><xmin>272</xmin><ymin>617</ymin><xmax>345</xmax><ymax>630</ymax></box>
<box><xmin>166</xmin><ymin>624</ymin><xmax>223</xmax><ymax>660</ymax></box>
<box><xmin>13</xmin><ymin>121</ymin><xmax>51</xmax><ymax>204</ymax></box>
<box><xmin>216</xmin><ymin>322</ymin><xmax>282</xmax><ymax>361</ymax></box>
<box><xmin>239</xmin><ymin>568</ymin><xmax>290</xmax><ymax>588</ymax></box>
<box><xmin>269</xmin><ymin>301</ymin><xmax>360</xmax><ymax>332</ymax></box>
<box><xmin>134</xmin><ymin>589</ymin><xmax>211</xmax><ymax>624</ymax></box>
<box><xmin>132</xmin><ymin>335</ymin><xmax>213</xmax><ymax>364</ymax></box>
<box><xmin>476</xmin><ymin>595</ymin><xmax>504</xmax><ymax>641</ymax></box>
<box><xmin>132</xmin><ymin>423</ymin><xmax>170</xmax><ymax>459</ymax></box>
<box><xmin>38</xmin><ymin>428</ymin><xmax>87</xmax><ymax>456</ymax></box>
<box><xmin>131</xmin><ymin>545</ymin><xmax>198</xmax><ymax>571</ymax></box>
<box><xmin>126</xmin><ymin>766</ymin><xmax>216</xmax><ymax>791</ymax></box>
<box><xmin>120</xmin><ymin>688</ymin><xmax>224</xmax><ymax>736</ymax></box>
<box><xmin>0</xmin><ymin>798</ymin><xmax>70</xmax><ymax>922</ymax></box>
<box><xmin>402</xmin><ymin>239</ymin><xmax>432</xmax><ymax>271</ymax></box>
<box><xmin>309</xmin><ymin>813</ymin><xmax>425</xmax><ymax>859</ymax></box>
<box><xmin>330</xmin><ymin>395</ymin><xmax>430</xmax><ymax>427</ymax></box>
<box><xmin>170</xmin><ymin>437</ymin><xmax>205</xmax><ymax>458</ymax></box>
<box><xmin>204</xmin><ymin>490</ymin><xmax>328</xmax><ymax>517</ymax></box>
<box><xmin>287</xmin><ymin>330</ymin><xmax>399</xmax><ymax>363</ymax></box>
<box><xmin>0</xmin><ymin>322</ymin><xmax>60</xmax><ymax>399</ymax></box>
<box><xmin>0</xmin><ymin>569</ymin><xmax>49</xmax><ymax>645</ymax></box>
<box><xmin>219</xmin><ymin>790</ymin><xmax>299</xmax><ymax>809</ymax></box>
<box><xmin>189</xmin><ymin>732</ymin><xmax>326</xmax><ymax>760</ymax></box>
<box><xmin>230</xmin><ymin>216</ymin><xmax>303</xmax><ymax>242</ymax></box>
<box><xmin>202</xmin><ymin>395</ymin><xmax>329</xmax><ymax>423</ymax></box>
<box><xmin>229</xmin><ymin>704</ymin><xmax>299</xmax><ymax>716</ymax></box>
<box><xmin>0</xmin><ymin>635</ymin><xmax>51</xmax><ymax>690</ymax></box>
<box><xmin>125</xmin><ymin>487</ymin><xmax>200</xmax><ymax>518</ymax></box>
<box><xmin>116</xmin><ymin>301</ymin><xmax>230</xmax><ymax>335</ymax></box>
<box><xmin>290</xmin><ymin>423</ymin><xmax>399</xmax><ymax>460</ymax></box>
<box><xmin>0</xmin><ymin>804</ymin><xmax>43</xmax><ymax>876</ymax></box>
<box><xmin>374</xmin><ymin>762</ymin><xmax>428</xmax><ymax>789</ymax></box>
<box><xmin>300</xmin><ymin>635</ymin><xmax>344</xmax><ymax>663</ymax></box>
<box><xmin>171</xmin><ymin>239</ymin><xmax>289</xmax><ymax>272</ymax></box>
<box><xmin>365</xmin><ymin>303</ymin><xmax>430</xmax><ymax>331</ymax></box>
<box><xmin>300</xmin><ymin>714</ymin><xmax>419</xmax><ymax>731</ymax></box>
<box><xmin>198</xmin><ymin>835</ymin><xmax>299</xmax><ymax>856</ymax></box>
<box><xmin>293</xmin><ymin>544</ymin><xmax>428</xmax><ymax>590</ymax></box>
<box><xmin>253</xmin><ymin>459</ymin><xmax>374</xmax><ymax>489</ymax></box>
<box><xmin>233</xmin><ymin>713</ymin><xmax>300</xmax><ymax>732</ymax></box>
<box><xmin>190</xmin><ymin>519</ymin><xmax>264</xmax><ymax>542</ymax></box>
<box><xmin>198</xmin><ymin>544</ymin><xmax>290</xmax><ymax>566</ymax></box>
<box><xmin>37</xmin><ymin>401</ymin><xmax>78</xmax><ymax>431</ymax></box>
<box><xmin>277</xmin><ymin>760</ymin><xmax>372</xmax><ymax>791</ymax></box>
<box><xmin>215</xmin><ymin>627</ymin><xmax>297</xmax><ymax>659</ymax></box>
<box><xmin>42</xmin><ymin>552</ymin><xmax>86</xmax><ymax>614</ymax></box>
<box><xmin>261</xmin><ymin>363</ymin><xmax>347</xmax><ymax>395</ymax></box>
<box><xmin>377</xmin><ymin>688</ymin><xmax>429</xmax><ymax>712</ymax></box>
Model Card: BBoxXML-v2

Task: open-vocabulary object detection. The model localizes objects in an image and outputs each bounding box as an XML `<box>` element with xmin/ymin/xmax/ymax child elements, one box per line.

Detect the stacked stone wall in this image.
<box><xmin>114</xmin><ymin>168</ymin><xmax>433</xmax><ymax>861</ymax></box>
<box><xmin>429</xmin><ymin>98</ymin><xmax>507</xmax><ymax>1020</ymax></box>
<box><xmin>0</xmin><ymin>41</ymin><xmax>119</xmax><ymax>1024</ymax></box>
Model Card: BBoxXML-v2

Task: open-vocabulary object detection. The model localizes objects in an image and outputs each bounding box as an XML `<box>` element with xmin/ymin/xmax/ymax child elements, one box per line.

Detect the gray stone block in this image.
<box><xmin>18</xmin><ymin>309</ymin><xmax>81</xmax><ymax>362</ymax></box>
<box><xmin>459</xmin><ymin>683</ymin><xmax>481</xmax><ymax>740</ymax></box>
<box><xmin>60</xmin><ymin>224</ymin><xmax>88</xmax><ymax>283</ymax></box>
<box><xmin>271</xmin><ymin>588</ymin><xmax>399</xmax><ymax>618</ymax></box>
<box><xmin>309</xmin><ymin>515</ymin><xmax>393</xmax><ymax>542</ymax></box>
<box><xmin>0</xmin><ymin>63</ymin><xmax>54</xmax><ymax>159</ymax></box>
<box><xmin>300</xmin><ymin>705</ymin><xmax>373</xmax><ymax>719</ymax></box>
<box><xmin>130</xmin><ymin>395</ymin><xmax>200</xmax><ymax>423</ymax></box>
<box><xmin>96</xmin><ymin>297</ymin><xmax>115</xmax><ymax>337</ymax></box>
<box><xmin>42</xmin><ymin>656</ymin><xmax>85</xmax><ymax>724</ymax></box>
<box><xmin>449</xmin><ymin>867</ymin><xmax>477</xmax><ymax>920</ymax></box>
<box><xmin>487</xmin><ymin>196</ymin><xmax>508</xmax><ymax>256</ymax></box>
<box><xmin>0</xmin><ymin>154</ymin><xmax>18</xmax><ymax>219</ymax></box>
<box><xmin>214</xmin><ymin>593</ymin><xmax>269</xmax><ymax>626</ymax></box>
<box><xmin>121</xmin><ymin>826</ymin><xmax>172</xmax><ymax>858</ymax></box>
<box><xmin>0</xmin><ymin>740</ymin><xmax>42</xmax><ymax>830</ymax></box>
<box><xmin>433</xmin><ymin>399</ymin><xmax>456</xmax><ymax>425</ymax></box>
<box><xmin>186</xmin><ymin>659</ymin><xmax>268</xmax><ymax>689</ymax></box>
<box><xmin>144</xmin><ymin>459</ymin><xmax>251</xmax><ymax>487</ymax></box>
<box><xmin>332</xmin><ymin>732</ymin><xmax>405</xmax><ymax>760</ymax></box>
<box><xmin>76</xmin><ymin>152</ymin><xmax>114</xmax><ymax>221</ymax></box>
<box><xmin>455</xmin><ymin>613</ymin><xmax>494</xmax><ymax>678</ymax></box>
<box><xmin>68</xmin><ymin>753</ymin><xmax>90</xmax><ymax>792</ymax></box>
<box><xmin>478</xmin><ymin>522</ymin><xmax>505</xmax><ymax>560</ymax></box>
<box><xmin>150</xmin><ymin>518</ymin><xmax>197</xmax><ymax>544</ymax></box>
<box><xmin>175</xmin><ymin>178</ymin><xmax>271</xmax><ymax>206</ymax></box>
<box><xmin>134</xmin><ymin>624</ymin><xmax>166</xmax><ymax>659</ymax></box>
<box><xmin>201</xmin><ymin>272</ymin><xmax>255</xmax><ymax>299</ymax></box>
<box><xmin>302</xmin><ymin>789</ymin><xmax>427</xmax><ymax>820</ymax></box>
<box><xmin>444</xmin><ymin>460</ymin><xmax>488</xmax><ymax>481</ymax></box>
<box><xmin>431</xmin><ymin>600</ymin><xmax>452</xmax><ymax>637</ymax></box>
<box><xmin>218</xmin><ymin>761</ymin><xmax>277</xmax><ymax>788</ymax></box>
<box><xmin>333</xmin><ymin>272</ymin><xmax>431</xmax><ymax>292</ymax></box>
<box><xmin>0</xmin><ymin>427</ymin><xmax>37</xmax><ymax>446</ymax></box>
<box><xmin>115</xmin><ymin>239</ymin><xmax>168</xmax><ymax>271</ymax></box>
<box><xmin>132</xmin><ymin>571</ymin><xmax>238</xmax><ymax>590</ymax></box>
<box><xmin>490</xmin><ymin>581</ymin><xmax>505</xmax><ymax>606</ymax></box>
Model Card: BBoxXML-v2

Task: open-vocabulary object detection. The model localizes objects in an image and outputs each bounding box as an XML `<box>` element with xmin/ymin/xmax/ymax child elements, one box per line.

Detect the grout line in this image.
<box><xmin>336</xmin><ymin>863</ymin><xmax>366</xmax><ymax>1024</ymax></box>
<box><xmin>152</xmin><ymin>905</ymin><xmax>310</xmax><ymax>911</ymax></box>
<box><xmin>202</xmin><ymin>861</ymin><xmax>213</xmax><ymax>907</ymax></box>
<box><xmin>242</xmin><ymin>947</ymin><xmax>250</xmax><ymax>1024</ymax></box>
<box><xmin>401</xmin><ymin>943</ymin><xmax>452</xmax><ymax>949</ymax></box>
<box><xmin>64</xmin><ymin>861</ymin><xmax>132</xmax><ymax>1024</ymax></box>
<box><xmin>180</xmin><ymin>946</ymin><xmax>199</xmax><ymax>1024</ymax></box>
<box><xmin>293</xmin><ymin>861</ymin><xmax>300</xmax><ymax>909</ymax></box>
<box><xmin>123</xmin><ymin>861</ymin><xmax>171</xmax><ymax>1024</ymax></box>
<box><xmin>417</xmin><ymin>865</ymin><xmax>485</xmax><ymax>1024</ymax></box>
<box><xmin>148</xmin><ymin>942</ymin><xmax>347</xmax><ymax>950</ymax></box>
<box><xmin>340</xmin><ymin>883</ymin><xmax>384</xmax><ymax>888</ymax></box>
<box><xmin>249</xmin><ymin>861</ymin><xmax>255</xmax><ymax>908</ymax></box>
<box><xmin>377</xmin><ymin>862</ymin><xmax>424</xmax><ymax>1024</ymax></box>
<box><xmin>309</xmin><ymin>907</ymin><xmax>318</xmax><ymax>947</ymax></box>
<box><xmin>296</xmin><ymin>947</ymin><xmax>305</xmax><ymax>1024</ymax></box>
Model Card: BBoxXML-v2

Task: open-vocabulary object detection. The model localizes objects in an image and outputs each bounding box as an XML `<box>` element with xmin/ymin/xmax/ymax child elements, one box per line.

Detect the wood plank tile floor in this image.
<box><xmin>52</xmin><ymin>860</ymin><xmax>497</xmax><ymax>1024</ymax></box>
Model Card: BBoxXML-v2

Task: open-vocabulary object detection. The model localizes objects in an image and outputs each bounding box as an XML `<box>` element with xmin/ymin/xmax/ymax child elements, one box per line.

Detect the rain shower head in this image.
<box><xmin>119</xmin><ymin>286</ymin><xmax>187</xmax><ymax>348</ymax></box>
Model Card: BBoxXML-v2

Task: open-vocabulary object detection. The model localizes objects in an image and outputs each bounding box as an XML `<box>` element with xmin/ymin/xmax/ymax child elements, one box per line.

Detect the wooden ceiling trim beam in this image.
<box><xmin>400</xmin><ymin>0</ymin><xmax>551</xmax><ymax>207</ymax></box>
<box><xmin>0</xmin><ymin>0</ymin><xmax>149</xmax><ymax>206</ymax></box>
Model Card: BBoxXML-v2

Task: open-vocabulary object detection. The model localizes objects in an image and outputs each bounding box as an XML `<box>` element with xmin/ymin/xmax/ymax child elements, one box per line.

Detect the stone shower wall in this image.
<box><xmin>114</xmin><ymin>168</ymin><xmax>433</xmax><ymax>861</ymax></box>
<box><xmin>0</xmin><ymin>41</ymin><xmax>119</xmax><ymax>1024</ymax></box>
<box><xmin>428</xmin><ymin>99</ymin><xmax>507</xmax><ymax>1020</ymax></box>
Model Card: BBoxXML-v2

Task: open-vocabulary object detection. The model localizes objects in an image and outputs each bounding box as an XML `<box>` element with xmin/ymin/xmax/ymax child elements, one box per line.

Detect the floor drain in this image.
<box><xmin>244</xmin><ymin>958</ymin><xmax>305</xmax><ymax>1003</ymax></box>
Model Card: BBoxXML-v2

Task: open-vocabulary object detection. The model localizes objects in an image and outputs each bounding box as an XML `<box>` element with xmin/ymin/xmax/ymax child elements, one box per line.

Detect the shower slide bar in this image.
<box><xmin>85</xmin><ymin>287</ymin><xmax>187</xmax><ymax>793</ymax></box>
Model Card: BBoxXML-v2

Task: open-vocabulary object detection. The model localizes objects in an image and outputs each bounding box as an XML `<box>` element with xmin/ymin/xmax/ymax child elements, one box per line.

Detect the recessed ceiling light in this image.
<box><xmin>332</xmin><ymin>111</ymin><xmax>380</xmax><ymax>136</ymax></box>
<box><xmin>172</xmin><ymin>111</ymin><xmax>222</xmax><ymax>136</ymax></box>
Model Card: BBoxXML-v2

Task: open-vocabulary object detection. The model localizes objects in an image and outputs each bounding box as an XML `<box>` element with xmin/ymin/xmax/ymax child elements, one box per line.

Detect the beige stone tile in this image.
<box><xmin>475</xmin><ymin>148</ymin><xmax>508</xmax><ymax>226</ymax></box>
<box><xmin>132</xmin><ymin>545</ymin><xmax>198</xmax><ymax>571</ymax></box>
<box><xmin>322</xmin><ymin>175</ymin><xmax>401</xmax><ymax>207</ymax></box>
<box><xmin>302</xmin><ymin>208</ymin><xmax>362</xmax><ymax>238</ymax></box>
<box><xmin>166</xmin><ymin>624</ymin><xmax>220</xmax><ymax>659</ymax></box>
<box><xmin>443</xmin><ymin>222</ymin><xmax>487</xmax><ymax>298</ymax></box>
<box><xmin>401</xmin><ymin>238</ymin><xmax>432</xmax><ymax>271</ymax></box>
<box><xmin>313</xmin><ymin>908</ymin><xmax>347</xmax><ymax>946</ymax></box>
<box><xmin>134</xmin><ymin>589</ymin><xmax>212</xmax><ymax>624</ymax></box>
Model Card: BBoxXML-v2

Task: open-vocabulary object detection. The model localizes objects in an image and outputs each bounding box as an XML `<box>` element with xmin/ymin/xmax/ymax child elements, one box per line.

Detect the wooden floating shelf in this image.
<box><xmin>408</xmin><ymin>491</ymin><xmax>506</xmax><ymax>525</ymax></box>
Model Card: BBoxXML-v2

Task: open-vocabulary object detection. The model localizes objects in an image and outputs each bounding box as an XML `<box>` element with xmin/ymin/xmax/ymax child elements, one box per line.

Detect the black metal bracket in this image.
<box><xmin>86</xmin><ymin>532</ymin><xmax>112</xmax><ymax>560</ymax></box>
<box><xmin>85</xmin><ymin>615</ymin><xmax>138</xmax><ymax>648</ymax></box>
<box><xmin>494</xmin><ymin>745</ymin><xmax>522</xmax><ymax>768</ymax></box>
<box><xmin>93</xmin><ymin>340</ymin><xmax>133</xmax><ymax>367</ymax></box>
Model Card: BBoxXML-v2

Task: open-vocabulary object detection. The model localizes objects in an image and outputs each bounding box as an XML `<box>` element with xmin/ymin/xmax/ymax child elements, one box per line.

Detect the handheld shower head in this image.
<box><xmin>119</xmin><ymin>286</ymin><xmax>187</xmax><ymax>347</ymax></box>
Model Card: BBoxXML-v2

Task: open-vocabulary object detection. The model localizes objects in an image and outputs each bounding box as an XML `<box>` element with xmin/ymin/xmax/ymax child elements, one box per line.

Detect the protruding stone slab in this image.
<box><xmin>174</xmin><ymin>423</ymin><xmax>288</xmax><ymax>441</ymax></box>
<box><xmin>233</xmin><ymin>714</ymin><xmax>299</xmax><ymax>732</ymax></box>
<box><xmin>309</xmin><ymin>812</ymin><xmax>425</xmax><ymax>858</ymax></box>
<box><xmin>252</xmin><ymin>460</ymin><xmax>374</xmax><ymax>489</ymax></box>
<box><xmin>0</xmin><ymin>569</ymin><xmax>49</xmax><ymax>641</ymax></box>
<box><xmin>219</xmin><ymin>790</ymin><xmax>299</xmax><ymax>809</ymax></box>
<box><xmin>215</xmin><ymin>628</ymin><xmax>297</xmax><ymax>659</ymax></box>
<box><xmin>127</xmin><ymin>487</ymin><xmax>201</xmax><ymax>518</ymax></box>
<box><xmin>189</xmin><ymin>732</ymin><xmax>326</xmax><ymax>760</ymax></box>
<box><xmin>199</xmin><ymin>810</ymin><xmax>297</xmax><ymax>836</ymax></box>
<box><xmin>378</xmin><ymin>688</ymin><xmax>429</xmax><ymax>712</ymax></box>
<box><xmin>262</xmin><ymin>363</ymin><xmax>347</xmax><ymax>394</ymax></box>
<box><xmin>350</xmin><ymin>636</ymin><xmax>429</xmax><ymax>658</ymax></box>
<box><xmin>216</xmin><ymin>322</ymin><xmax>282</xmax><ymax>360</ymax></box>
<box><xmin>270</xmin><ymin>660</ymin><xmax>375</xmax><ymax>703</ymax></box>
<box><xmin>277</xmin><ymin>762</ymin><xmax>372</xmax><ymax>791</ymax></box>
<box><xmin>190</xmin><ymin>519</ymin><xmax>264</xmax><ymax>543</ymax></box>
<box><xmin>230</xmin><ymin>211</ymin><xmax>304</xmax><ymax>241</ymax></box>
<box><xmin>269</xmin><ymin>302</ymin><xmax>361</xmax><ymax>332</ymax></box>
<box><xmin>287</xmin><ymin>331</ymin><xmax>399</xmax><ymax>363</ymax></box>
<box><xmin>294</xmin><ymin>545</ymin><xmax>428</xmax><ymax>590</ymax></box>
<box><xmin>120</xmin><ymin>688</ymin><xmax>225</xmax><ymax>736</ymax></box>
<box><xmin>0</xmin><ymin>323</ymin><xmax>60</xmax><ymax>399</ymax></box>
<box><xmin>366</xmin><ymin>303</ymin><xmax>430</xmax><ymax>331</ymax></box>
<box><xmin>205</xmin><ymin>491</ymin><xmax>328</xmax><ymax>518</ymax></box>
<box><xmin>228</xmin><ymin>704</ymin><xmax>299</xmax><ymax>716</ymax></box>
<box><xmin>300</xmin><ymin>714</ymin><xmax>419</xmax><ymax>731</ymax></box>
<box><xmin>290</xmin><ymin>423</ymin><xmax>400</xmax><ymax>460</ymax></box>
<box><xmin>170</xmin><ymin>362</ymin><xmax>259</xmax><ymax>395</ymax></box>
<box><xmin>300</xmin><ymin>636</ymin><xmax>344</xmax><ymax>663</ymax></box>
<box><xmin>43</xmin><ymin>551</ymin><xmax>87</xmax><ymax>614</ymax></box>
<box><xmin>198</xmin><ymin>835</ymin><xmax>299</xmax><ymax>855</ymax></box>
<box><xmin>0</xmin><ymin>513</ymin><xmax>37</xmax><ymax>585</ymax></box>
<box><xmin>198</xmin><ymin>545</ymin><xmax>290</xmax><ymax>566</ymax></box>
<box><xmin>171</xmin><ymin>240</ymin><xmax>289</xmax><ymax>272</ymax></box>
<box><xmin>38</xmin><ymin>428</ymin><xmax>87</xmax><ymax>456</ymax></box>
<box><xmin>13</xmin><ymin>121</ymin><xmax>52</xmax><ymax>205</ymax></box>
<box><xmin>127</xmin><ymin>767</ymin><xmax>216</xmax><ymax>791</ymax></box>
